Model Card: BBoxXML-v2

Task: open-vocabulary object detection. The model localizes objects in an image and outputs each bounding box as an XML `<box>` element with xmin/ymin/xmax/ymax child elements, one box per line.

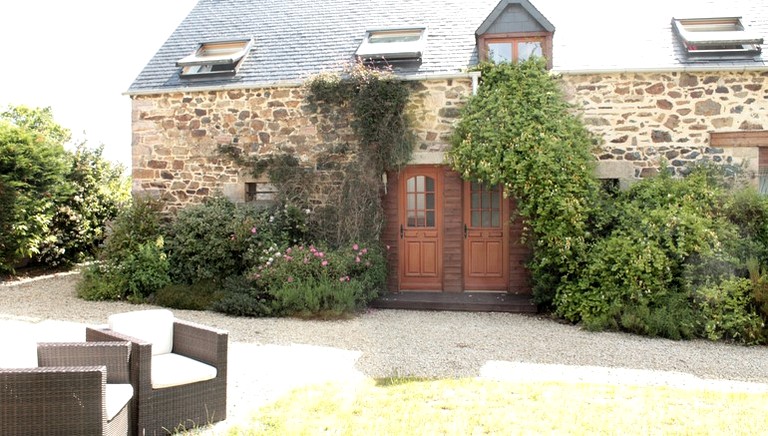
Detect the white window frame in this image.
<box><xmin>356</xmin><ymin>27</ymin><xmax>427</xmax><ymax>61</ymax></box>
<box><xmin>177</xmin><ymin>38</ymin><xmax>254</xmax><ymax>77</ymax></box>
<box><xmin>672</xmin><ymin>17</ymin><xmax>762</xmax><ymax>57</ymax></box>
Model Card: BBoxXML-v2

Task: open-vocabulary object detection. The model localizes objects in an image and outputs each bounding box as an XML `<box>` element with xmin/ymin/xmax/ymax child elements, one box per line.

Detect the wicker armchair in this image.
<box><xmin>0</xmin><ymin>341</ymin><xmax>132</xmax><ymax>436</ymax></box>
<box><xmin>86</xmin><ymin>310</ymin><xmax>228</xmax><ymax>436</ymax></box>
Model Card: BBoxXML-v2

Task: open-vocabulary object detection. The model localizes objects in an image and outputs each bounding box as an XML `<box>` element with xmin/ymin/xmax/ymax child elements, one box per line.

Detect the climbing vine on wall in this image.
<box><xmin>308</xmin><ymin>62</ymin><xmax>414</xmax><ymax>174</ymax></box>
<box><xmin>219</xmin><ymin>62</ymin><xmax>414</xmax><ymax>247</ymax></box>
<box><xmin>447</xmin><ymin>58</ymin><xmax>600</xmax><ymax>305</ymax></box>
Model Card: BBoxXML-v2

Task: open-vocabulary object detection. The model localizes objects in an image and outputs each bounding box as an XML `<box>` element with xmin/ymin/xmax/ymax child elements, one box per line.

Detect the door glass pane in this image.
<box><xmin>491</xmin><ymin>189</ymin><xmax>500</xmax><ymax>209</ymax></box>
<box><xmin>471</xmin><ymin>192</ymin><xmax>480</xmax><ymax>209</ymax></box>
<box><xmin>482</xmin><ymin>211</ymin><xmax>491</xmax><ymax>227</ymax></box>
<box><xmin>482</xmin><ymin>191</ymin><xmax>490</xmax><ymax>209</ymax></box>
<box><xmin>416</xmin><ymin>176</ymin><xmax>425</xmax><ymax>192</ymax></box>
<box><xmin>491</xmin><ymin>210</ymin><xmax>500</xmax><ymax>227</ymax></box>
<box><xmin>407</xmin><ymin>212</ymin><xmax>416</xmax><ymax>227</ymax></box>
<box><xmin>406</xmin><ymin>175</ymin><xmax>438</xmax><ymax>228</ymax></box>
<box><xmin>472</xmin><ymin>211</ymin><xmax>481</xmax><ymax>227</ymax></box>
<box><xmin>488</xmin><ymin>42</ymin><xmax>512</xmax><ymax>63</ymax></box>
<box><xmin>518</xmin><ymin>41</ymin><xmax>542</xmax><ymax>61</ymax></box>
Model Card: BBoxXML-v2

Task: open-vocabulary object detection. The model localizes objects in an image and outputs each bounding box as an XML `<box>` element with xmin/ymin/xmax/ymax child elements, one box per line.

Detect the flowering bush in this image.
<box><xmin>165</xmin><ymin>196</ymin><xmax>310</xmax><ymax>284</ymax></box>
<box><xmin>253</xmin><ymin>242</ymin><xmax>386</xmax><ymax>317</ymax></box>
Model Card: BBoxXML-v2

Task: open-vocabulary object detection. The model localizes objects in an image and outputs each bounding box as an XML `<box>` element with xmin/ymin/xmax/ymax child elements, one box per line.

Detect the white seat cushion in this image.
<box><xmin>108</xmin><ymin>309</ymin><xmax>174</xmax><ymax>355</ymax></box>
<box><xmin>105</xmin><ymin>383</ymin><xmax>134</xmax><ymax>421</ymax></box>
<box><xmin>151</xmin><ymin>353</ymin><xmax>217</xmax><ymax>389</ymax></box>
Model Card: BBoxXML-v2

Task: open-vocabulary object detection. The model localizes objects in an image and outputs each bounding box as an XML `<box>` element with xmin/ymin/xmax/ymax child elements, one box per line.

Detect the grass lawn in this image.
<box><xmin>224</xmin><ymin>377</ymin><xmax>768</xmax><ymax>435</ymax></box>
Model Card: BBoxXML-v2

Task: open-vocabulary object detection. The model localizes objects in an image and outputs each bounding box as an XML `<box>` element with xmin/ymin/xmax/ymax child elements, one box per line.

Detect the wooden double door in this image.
<box><xmin>398</xmin><ymin>167</ymin><xmax>509</xmax><ymax>291</ymax></box>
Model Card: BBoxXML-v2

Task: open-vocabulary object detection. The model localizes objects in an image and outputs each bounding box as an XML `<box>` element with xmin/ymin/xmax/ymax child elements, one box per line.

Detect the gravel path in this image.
<box><xmin>2</xmin><ymin>271</ymin><xmax>768</xmax><ymax>432</ymax></box>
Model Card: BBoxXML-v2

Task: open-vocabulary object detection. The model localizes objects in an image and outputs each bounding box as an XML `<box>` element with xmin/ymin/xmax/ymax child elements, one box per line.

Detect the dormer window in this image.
<box><xmin>177</xmin><ymin>38</ymin><xmax>254</xmax><ymax>77</ymax></box>
<box><xmin>672</xmin><ymin>17</ymin><xmax>762</xmax><ymax>58</ymax></box>
<box><xmin>485</xmin><ymin>37</ymin><xmax>544</xmax><ymax>63</ymax></box>
<box><xmin>475</xmin><ymin>0</ymin><xmax>555</xmax><ymax>68</ymax></box>
<box><xmin>356</xmin><ymin>28</ymin><xmax>426</xmax><ymax>61</ymax></box>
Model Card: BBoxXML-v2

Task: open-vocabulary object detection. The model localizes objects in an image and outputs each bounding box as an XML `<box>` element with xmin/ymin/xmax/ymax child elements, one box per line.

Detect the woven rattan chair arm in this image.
<box><xmin>37</xmin><ymin>341</ymin><xmax>131</xmax><ymax>384</ymax></box>
<box><xmin>172</xmin><ymin>319</ymin><xmax>228</xmax><ymax>368</ymax></box>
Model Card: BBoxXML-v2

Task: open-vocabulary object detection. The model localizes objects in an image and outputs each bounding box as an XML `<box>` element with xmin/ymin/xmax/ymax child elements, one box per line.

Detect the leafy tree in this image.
<box><xmin>0</xmin><ymin>118</ymin><xmax>69</xmax><ymax>272</ymax></box>
<box><xmin>0</xmin><ymin>105</ymin><xmax>129</xmax><ymax>272</ymax></box>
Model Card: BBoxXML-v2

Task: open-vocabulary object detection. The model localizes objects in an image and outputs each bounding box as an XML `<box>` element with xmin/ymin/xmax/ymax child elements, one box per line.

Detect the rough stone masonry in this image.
<box><xmin>131</xmin><ymin>72</ymin><xmax>767</xmax><ymax>210</ymax></box>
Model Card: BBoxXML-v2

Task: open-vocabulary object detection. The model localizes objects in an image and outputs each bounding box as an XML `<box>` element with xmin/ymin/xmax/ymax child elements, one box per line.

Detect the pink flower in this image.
<box><xmin>361</xmin><ymin>248</ymin><xmax>368</xmax><ymax>254</ymax></box>
<box><xmin>355</xmin><ymin>256</ymin><xmax>361</xmax><ymax>263</ymax></box>
<box><xmin>339</xmin><ymin>277</ymin><xmax>346</xmax><ymax>282</ymax></box>
<box><xmin>287</xmin><ymin>276</ymin><xmax>294</xmax><ymax>283</ymax></box>
<box><xmin>303</xmin><ymin>257</ymin><xmax>309</xmax><ymax>264</ymax></box>
<box><xmin>286</xmin><ymin>247</ymin><xmax>292</xmax><ymax>254</ymax></box>
<box><xmin>321</xmin><ymin>260</ymin><xmax>328</xmax><ymax>267</ymax></box>
<box><xmin>352</xmin><ymin>243</ymin><xmax>359</xmax><ymax>251</ymax></box>
<box><xmin>386</xmin><ymin>245</ymin><xmax>391</xmax><ymax>251</ymax></box>
<box><xmin>251</xmin><ymin>227</ymin><xmax>257</xmax><ymax>234</ymax></box>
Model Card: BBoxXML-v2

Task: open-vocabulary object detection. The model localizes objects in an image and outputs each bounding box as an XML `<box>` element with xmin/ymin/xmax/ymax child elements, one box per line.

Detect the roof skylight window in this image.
<box><xmin>177</xmin><ymin>38</ymin><xmax>253</xmax><ymax>77</ymax></box>
<box><xmin>356</xmin><ymin>28</ymin><xmax>426</xmax><ymax>61</ymax></box>
<box><xmin>672</xmin><ymin>17</ymin><xmax>762</xmax><ymax>58</ymax></box>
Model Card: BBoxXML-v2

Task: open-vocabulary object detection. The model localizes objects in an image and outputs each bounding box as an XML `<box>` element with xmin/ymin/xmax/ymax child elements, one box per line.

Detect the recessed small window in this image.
<box><xmin>356</xmin><ymin>28</ymin><xmax>426</xmax><ymax>61</ymax></box>
<box><xmin>177</xmin><ymin>38</ymin><xmax>254</xmax><ymax>77</ymax></box>
<box><xmin>486</xmin><ymin>38</ymin><xmax>544</xmax><ymax>63</ymax></box>
<box><xmin>245</xmin><ymin>182</ymin><xmax>277</xmax><ymax>204</ymax></box>
<box><xmin>672</xmin><ymin>17</ymin><xmax>762</xmax><ymax>58</ymax></box>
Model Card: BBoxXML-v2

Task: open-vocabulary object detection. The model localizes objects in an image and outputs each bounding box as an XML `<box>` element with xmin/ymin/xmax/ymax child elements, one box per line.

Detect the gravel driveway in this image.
<box><xmin>2</xmin><ymin>271</ymin><xmax>768</xmax><ymax>432</ymax></box>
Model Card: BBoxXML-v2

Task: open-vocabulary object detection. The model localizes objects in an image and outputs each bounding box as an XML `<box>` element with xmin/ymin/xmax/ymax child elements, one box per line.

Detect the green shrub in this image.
<box><xmin>77</xmin><ymin>198</ymin><xmax>167</xmax><ymax>301</ymax></box>
<box><xmin>122</xmin><ymin>237</ymin><xmax>171</xmax><ymax>302</ymax></box>
<box><xmin>212</xmin><ymin>275</ymin><xmax>276</xmax><ymax>317</ymax></box>
<box><xmin>618</xmin><ymin>293</ymin><xmax>698</xmax><ymax>340</ymax></box>
<box><xmin>558</xmin><ymin>230</ymin><xmax>674</xmax><ymax>325</ymax></box>
<box><xmin>77</xmin><ymin>262</ymin><xmax>125</xmax><ymax>301</ymax></box>
<box><xmin>693</xmin><ymin>277</ymin><xmax>765</xmax><ymax>344</ymax></box>
<box><xmin>78</xmin><ymin>237</ymin><xmax>170</xmax><ymax>302</ymax></box>
<box><xmin>154</xmin><ymin>280</ymin><xmax>226</xmax><ymax>311</ymax></box>
<box><xmin>101</xmin><ymin>196</ymin><xmax>164</xmax><ymax>262</ymax></box>
<box><xmin>165</xmin><ymin>197</ymin><xmax>310</xmax><ymax>284</ymax></box>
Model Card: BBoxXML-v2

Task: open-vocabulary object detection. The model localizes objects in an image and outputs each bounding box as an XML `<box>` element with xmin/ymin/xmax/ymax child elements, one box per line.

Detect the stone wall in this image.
<box><xmin>559</xmin><ymin>71</ymin><xmax>768</xmax><ymax>180</ymax></box>
<box><xmin>131</xmin><ymin>70</ymin><xmax>768</xmax><ymax>211</ymax></box>
<box><xmin>131</xmin><ymin>78</ymin><xmax>472</xmax><ymax>211</ymax></box>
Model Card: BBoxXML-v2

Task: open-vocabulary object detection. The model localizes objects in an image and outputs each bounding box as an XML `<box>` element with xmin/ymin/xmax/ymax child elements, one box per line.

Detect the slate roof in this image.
<box><xmin>128</xmin><ymin>0</ymin><xmax>768</xmax><ymax>94</ymax></box>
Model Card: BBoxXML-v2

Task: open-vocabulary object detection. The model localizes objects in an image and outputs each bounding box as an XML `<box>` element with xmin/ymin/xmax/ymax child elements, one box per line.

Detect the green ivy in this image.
<box><xmin>447</xmin><ymin>59</ymin><xmax>600</xmax><ymax>305</ymax></box>
<box><xmin>220</xmin><ymin>62</ymin><xmax>414</xmax><ymax>247</ymax></box>
<box><xmin>308</xmin><ymin>63</ymin><xmax>414</xmax><ymax>173</ymax></box>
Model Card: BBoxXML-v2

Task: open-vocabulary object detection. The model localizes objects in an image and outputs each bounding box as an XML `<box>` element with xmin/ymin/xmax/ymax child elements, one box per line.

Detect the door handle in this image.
<box><xmin>400</xmin><ymin>224</ymin><xmax>404</xmax><ymax>239</ymax></box>
<box><xmin>464</xmin><ymin>224</ymin><xmax>468</xmax><ymax>239</ymax></box>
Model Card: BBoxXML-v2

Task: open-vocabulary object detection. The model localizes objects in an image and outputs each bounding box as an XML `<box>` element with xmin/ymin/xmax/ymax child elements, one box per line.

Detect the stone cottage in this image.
<box><xmin>127</xmin><ymin>0</ymin><xmax>768</xmax><ymax>305</ymax></box>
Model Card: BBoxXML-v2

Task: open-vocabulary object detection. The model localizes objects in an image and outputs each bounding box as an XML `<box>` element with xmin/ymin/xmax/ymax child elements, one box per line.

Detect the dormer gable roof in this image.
<box><xmin>476</xmin><ymin>0</ymin><xmax>555</xmax><ymax>36</ymax></box>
